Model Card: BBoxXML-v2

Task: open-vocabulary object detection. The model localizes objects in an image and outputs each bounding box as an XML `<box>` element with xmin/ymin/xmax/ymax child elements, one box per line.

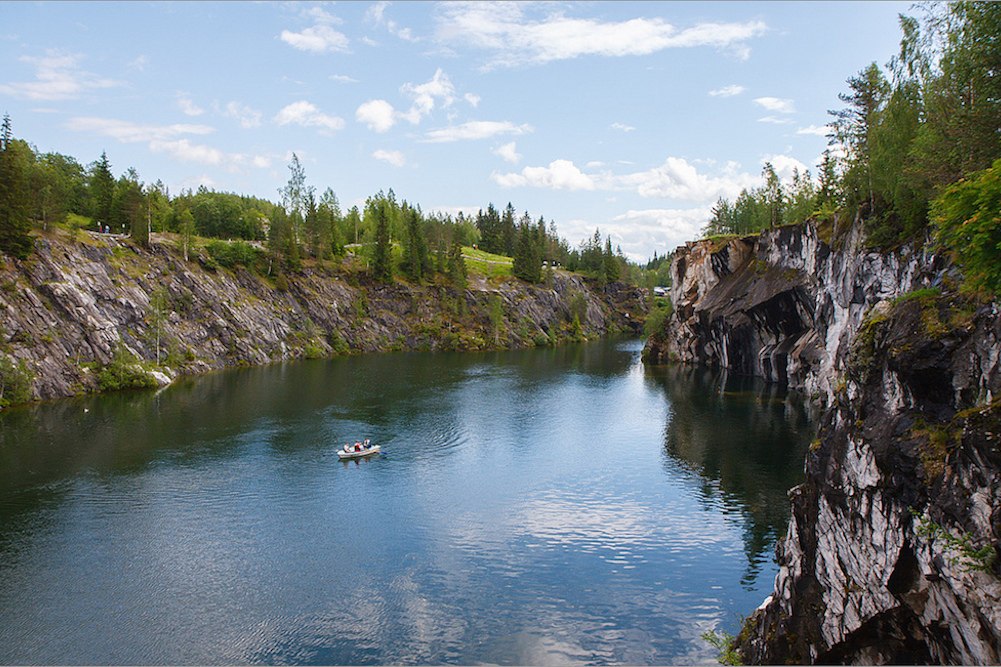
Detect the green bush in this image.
<box><xmin>96</xmin><ymin>346</ymin><xmax>158</xmax><ymax>392</ymax></box>
<box><xmin>932</xmin><ymin>158</ymin><xmax>1001</xmax><ymax>294</ymax></box>
<box><xmin>644</xmin><ymin>299</ymin><xmax>673</xmax><ymax>337</ymax></box>
<box><xmin>204</xmin><ymin>239</ymin><xmax>262</xmax><ymax>269</ymax></box>
<box><xmin>0</xmin><ymin>354</ymin><xmax>33</xmax><ymax>407</ymax></box>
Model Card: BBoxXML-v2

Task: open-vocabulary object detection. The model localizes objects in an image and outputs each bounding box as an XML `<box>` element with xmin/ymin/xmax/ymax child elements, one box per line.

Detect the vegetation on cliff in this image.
<box><xmin>700</xmin><ymin>1</ymin><xmax>1000</xmax><ymax>289</ymax></box>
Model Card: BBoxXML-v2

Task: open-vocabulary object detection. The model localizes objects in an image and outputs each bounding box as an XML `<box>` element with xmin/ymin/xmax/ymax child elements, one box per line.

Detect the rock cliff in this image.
<box><xmin>647</xmin><ymin>219</ymin><xmax>1001</xmax><ymax>664</ymax></box>
<box><xmin>0</xmin><ymin>231</ymin><xmax>645</xmax><ymax>404</ymax></box>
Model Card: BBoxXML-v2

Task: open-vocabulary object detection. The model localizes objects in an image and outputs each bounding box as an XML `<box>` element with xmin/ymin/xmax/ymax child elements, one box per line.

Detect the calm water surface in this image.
<box><xmin>0</xmin><ymin>339</ymin><xmax>812</xmax><ymax>665</ymax></box>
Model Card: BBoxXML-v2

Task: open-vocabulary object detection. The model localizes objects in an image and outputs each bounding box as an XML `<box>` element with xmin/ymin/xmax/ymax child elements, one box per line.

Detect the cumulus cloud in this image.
<box><xmin>356</xmin><ymin>69</ymin><xmax>459</xmax><ymax>132</ymax></box>
<box><xmin>611</xmin><ymin>122</ymin><xmax>635</xmax><ymax>132</ymax></box>
<box><xmin>274</xmin><ymin>100</ymin><xmax>345</xmax><ymax>132</ymax></box>
<box><xmin>611</xmin><ymin>206</ymin><xmax>714</xmax><ymax>257</ymax></box>
<box><xmin>434</xmin><ymin>3</ymin><xmax>767</xmax><ymax>68</ymax></box>
<box><xmin>492</xmin><ymin>155</ymin><xmax>759</xmax><ymax>202</ymax></box>
<box><xmin>709</xmin><ymin>84</ymin><xmax>745</xmax><ymax>97</ymax></box>
<box><xmin>149</xmin><ymin>138</ymin><xmax>223</xmax><ymax>165</ymax></box>
<box><xmin>423</xmin><ymin>120</ymin><xmax>533</xmax><ymax>143</ymax></box>
<box><xmin>762</xmin><ymin>154</ymin><xmax>809</xmax><ymax>181</ymax></box>
<box><xmin>399</xmin><ymin>68</ymin><xmax>456</xmax><ymax>124</ymax></box>
<box><xmin>464</xmin><ymin>92</ymin><xmax>481</xmax><ymax>107</ymax></box>
<box><xmin>372</xmin><ymin>149</ymin><xmax>406</xmax><ymax>167</ymax></box>
<box><xmin>0</xmin><ymin>50</ymin><xmax>119</xmax><ymax>101</ymax></box>
<box><xmin>223</xmin><ymin>101</ymin><xmax>263</xmax><ymax>128</ymax></box>
<box><xmin>753</xmin><ymin>96</ymin><xmax>795</xmax><ymax>113</ymax></box>
<box><xmin>492</xmin><ymin>159</ymin><xmax>595</xmax><ymax>190</ymax></box>
<box><xmin>493</xmin><ymin>141</ymin><xmax>521</xmax><ymax>164</ymax></box>
<box><xmin>280</xmin><ymin>8</ymin><xmax>349</xmax><ymax>53</ymax></box>
<box><xmin>614</xmin><ymin>157</ymin><xmax>758</xmax><ymax>201</ymax></box>
<box><xmin>356</xmin><ymin>99</ymin><xmax>397</xmax><ymax>132</ymax></box>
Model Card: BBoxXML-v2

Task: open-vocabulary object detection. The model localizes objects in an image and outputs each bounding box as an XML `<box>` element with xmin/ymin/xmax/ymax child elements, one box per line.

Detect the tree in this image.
<box><xmin>148</xmin><ymin>286</ymin><xmax>170</xmax><ymax>365</ymax></box>
<box><xmin>402</xmin><ymin>205</ymin><xmax>430</xmax><ymax>282</ymax></box>
<box><xmin>0</xmin><ymin>115</ymin><xmax>34</xmax><ymax>258</ymax></box>
<box><xmin>279</xmin><ymin>153</ymin><xmax>308</xmax><ymax>247</ymax></box>
<box><xmin>89</xmin><ymin>151</ymin><xmax>115</xmax><ymax>226</ymax></box>
<box><xmin>447</xmin><ymin>241</ymin><xmax>467</xmax><ymax>289</ymax></box>
<box><xmin>830</xmin><ymin>62</ymin><xmax>890</xmax><ymax>213</ymax></box>
<box><xmin>372</xmin><ymin>198</ymin><xmax>393</xmax><ymax>283</ymax></box>
<box><xmin>178</xmin><ymin>209</ymin><xmax>195</xmax><ymax>261</ymax></box>
<box><xmin>761</xmin><ymin>162</ymin><xmax>784</xmax><ymax>228</ymax></box>
<box><xmin>512</xmin><ymin>221</ymin><xmax>541</xmax><ymax>283</ymax></box>
<box><xmin>931</xmin><ymin>157</ymin><xmax>1001</xmax><ymax>294</ymax></box>
<box><xmin>602</xmin><ymin>236</ymin><xmax>621</xmax><ymax>283</ymax></box>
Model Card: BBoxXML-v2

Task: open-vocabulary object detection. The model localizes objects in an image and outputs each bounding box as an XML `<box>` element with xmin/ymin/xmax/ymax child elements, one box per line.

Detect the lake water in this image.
<box><xmin>0</xmin><ymin>339</ymin><xmax>813</xmax><ymax>665</ymax></box>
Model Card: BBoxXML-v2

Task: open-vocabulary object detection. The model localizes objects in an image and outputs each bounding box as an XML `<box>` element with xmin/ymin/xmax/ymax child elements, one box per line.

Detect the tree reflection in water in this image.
<box><xmin>645</xmin><ymin>363</ymin><xmax>816</xmax><ymax>588</ymax></box>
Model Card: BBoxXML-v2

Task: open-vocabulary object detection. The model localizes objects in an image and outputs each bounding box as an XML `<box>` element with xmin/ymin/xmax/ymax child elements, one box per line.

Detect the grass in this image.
<box><xmin>462</xmin><ymin>246</ymin><xmax>513</xmax><ymax>279</ymax></box>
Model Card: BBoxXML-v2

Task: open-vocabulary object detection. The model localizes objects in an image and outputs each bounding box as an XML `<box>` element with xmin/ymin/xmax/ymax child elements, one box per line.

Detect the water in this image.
<box><xmin>0</xmin><ymin>339</ymin><xmax>813</xmax><ymax>665</ymax></box>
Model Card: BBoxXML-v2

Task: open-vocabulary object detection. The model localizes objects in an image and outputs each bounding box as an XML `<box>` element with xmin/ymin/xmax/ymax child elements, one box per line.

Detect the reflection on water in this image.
<box><xmin>0</xmin><ymin>340</ymin><xmax>812</xmax><ymax>665</ymax></box>
<box><xmin>645</xmin><ymin>365</ymin><xmax>814</xmax><ymax>588</ymax></box>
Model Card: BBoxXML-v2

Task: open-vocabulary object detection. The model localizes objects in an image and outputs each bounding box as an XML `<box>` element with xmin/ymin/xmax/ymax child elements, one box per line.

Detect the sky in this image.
<box><xmin>2</xmin><ymin>1</ymin><xmax>913</xmax><ymax>261</ymax></box>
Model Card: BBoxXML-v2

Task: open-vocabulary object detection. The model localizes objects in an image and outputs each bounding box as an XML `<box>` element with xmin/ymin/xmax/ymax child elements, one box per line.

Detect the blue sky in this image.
<box><xmin>2</xmin><ymin>1</ymin><xmax>911</xmax><ymax>261</ymax></box>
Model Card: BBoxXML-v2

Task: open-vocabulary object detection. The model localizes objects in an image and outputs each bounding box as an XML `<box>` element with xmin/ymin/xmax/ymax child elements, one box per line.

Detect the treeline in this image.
<box><xmin>0</xmin><ymin>119</ymin><xmax>638</xmax><ymax>287</ymax></box>
<box><xmin>701</xmin><ymin>1</ymin><xmax>1000</xmax><ymax>286</ymax></box>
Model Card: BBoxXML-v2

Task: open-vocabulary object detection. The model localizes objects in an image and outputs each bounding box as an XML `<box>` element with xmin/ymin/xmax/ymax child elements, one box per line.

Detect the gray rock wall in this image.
<box><xmin>0</xmin><ymin>233</ymin><xmax>645</xmax><ymax>403</ymax></box>
<box><xmin>646</xmin><ymin>219</ymin><xmax>1001</xmax><ymax>664</ymax></box>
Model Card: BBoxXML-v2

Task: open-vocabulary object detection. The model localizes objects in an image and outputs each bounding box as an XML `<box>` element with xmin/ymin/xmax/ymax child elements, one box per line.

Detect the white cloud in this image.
<box><xmin>434</xmin><ymin>4</ymin><xmax>768</xmax><ymax>68</ymax></box>
<box><xmin>762</xmin><ymin>154</ymin><xmax>809</xmax><ymax>181</ymax></box>
<box><xmin>492</xmin><ymin>155</ymin><xmax>759</xmax><ymax>202</ymax></box>
<box><xmin>274</xmin><ymin>100</ymin><xmax>345</xmax><ymax>132</ymax></box>
<box><xmin>356</xmin><ymin>99</ymin><xmax>397</xmax><ymax>132</ymax></box>
<box><xmin>464</xmin><ymin>92</ymin><xmax>481</xmax><ymax>107</ymax></box>
<box><xmin>367</xmin><ymin>1</ymin><xmax>418</xmax><ymax>42</ymax></box>
<box><xmin>280</xmin><ymin>23</ymin><xmax>349</xmax><ymax>53</ymax></box>
<box><xmin>149</xmin><ymin>138</ymin><xmax>223</xmax><ymax>165</ymax></box>
<box><xmin>127</xmin><ymin>55</ymin><xmax>148</xmax><ymax>72</ymax></box>
<box><xmin>709</xmin><ymin>84</ymin><xmax>745</xmax><ymax>97</ymax></box>
<box><xmin>611</xmin><ymin>122</ymin><xmax>635</xmax><ymax>132</ymax></box>
<box><xmin>65</xmin><ymin>115</ymin><xmax>268</xmax><ymax>171</ymax></box>
<box><xmin>611</xmin><ymin>206</ymin><xmax>713</xmax><ymax>257</ymax></box>
<box><xmin>177</xmin><ymin>94</ymin><xmax>204</xmax><ymax>116</ymax></box>
<box><xmin>64</xmin><ymin>116</ymin><xmax>214</xmax><ymax>143</ymax></box>
<box><xmin>330</xmin><ymin>74</ymin><xmax>359</xmax><ymax>84</ymax></box>
<box><xmin>224</xmin><ymin>101</ymin><xmax>263</xmax><ymax>128</ymax></box>
<box><xmin>753</xmin><ymin>96</ymin><xmax>795</xmax><ymax>113</ymax></box>
<box><xmin>0</xmin><ymin>51</ymin><xmax>119</xmax><ymax>101</ymax></box>
<box><xmin>758</xmin><ymin>115</ymin><xmax>794</xmax><ymax>125</ymax></box>
<box><xmin>492</xmin><ymin>159</ymin><xmax>595</xmax><ymax>190</ymax></box>
<box><xmin>399</xmin><ymin>68</ymin><xmax>456</xmax><ymax>124</ymax></box>
<box><xmin>372</xmin><ymin>149</ymin><xmax>406</xmax><ymax>167</ymax></box>
<box><xmin>493</xmin><ymin>141</ymin><xmax>521</xmax><ymax>164</ymax></box>
<box><xmin>423</xmin><ymin>120</ymin><xmax>532</xmax><ymax>143</ymax></box>
<box><xmin>614</xmin><ymin>157</ymin><xmax>757</xmax><ymax>201</ymax></box>
<box><xmin>796</xmin><ymin>124</ymin><xmax>830</xmax><ymax>137</ymax></box>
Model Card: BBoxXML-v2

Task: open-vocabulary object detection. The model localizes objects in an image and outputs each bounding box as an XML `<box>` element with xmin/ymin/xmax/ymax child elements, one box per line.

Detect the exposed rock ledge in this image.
<box><xmin>646</xmin><ymin>219</ymin><xmax>1001</xmax><ymax>664</ymax></box>
<box><xmin>0</xmin><ymin>232</ymin><xmax>645</xmax><ymax>403</ymax></box>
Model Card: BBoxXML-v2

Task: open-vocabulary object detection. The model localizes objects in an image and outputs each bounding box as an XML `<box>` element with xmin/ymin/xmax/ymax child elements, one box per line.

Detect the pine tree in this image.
<box><xmin>89</xmin><ymin>151</ymin><xmax>114</xmax><ymax>227</ymax></box>
<box><xmin>0</xmin><ymin>115</ymin><xmax>34</xmax><ymax>258</ymax></box>
<box><xmin>403</xmin><ymin>205</ymin><xmax>429</xmax><ymax>282</ymax></box>
<box><xmin>372</xmin><ymin>199</ymin><xmax>393</xmax><ymax>283</ymax></box>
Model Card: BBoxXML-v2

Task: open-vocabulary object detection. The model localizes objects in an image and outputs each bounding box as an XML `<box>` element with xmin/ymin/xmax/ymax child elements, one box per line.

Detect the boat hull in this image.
<box><xmin>337</xmin><ymin>445</ymin><xmax>381</xmax><ymax>459</ymax></box>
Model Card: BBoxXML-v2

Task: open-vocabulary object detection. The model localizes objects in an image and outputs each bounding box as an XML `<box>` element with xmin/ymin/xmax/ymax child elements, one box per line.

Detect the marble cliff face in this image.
<box><xmin>647</xmin><ymin>220</ymin><xmax>1001</xmax><ymax>664</ymax></box>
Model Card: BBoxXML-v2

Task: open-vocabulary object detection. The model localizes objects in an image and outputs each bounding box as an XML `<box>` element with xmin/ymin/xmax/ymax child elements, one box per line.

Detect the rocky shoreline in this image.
<box><xmin>647</xmin><ymin>219</ymin><xmax>1000</xmax><ymax>664</ymax></box>
<box><xmin>0</xmin><ymin>231</ymin><xmax>646</xmax><ymax>405</ymax></box>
